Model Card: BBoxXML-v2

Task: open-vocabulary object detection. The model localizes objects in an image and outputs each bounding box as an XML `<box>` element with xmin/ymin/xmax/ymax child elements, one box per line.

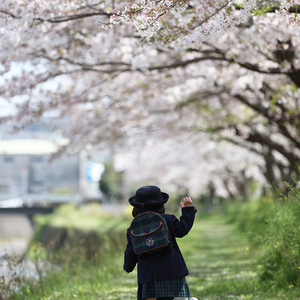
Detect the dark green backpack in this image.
<box><xmin>130</xmin><ymin>211</ymin><xmax>173</xmax><ymax>256</ymax></box>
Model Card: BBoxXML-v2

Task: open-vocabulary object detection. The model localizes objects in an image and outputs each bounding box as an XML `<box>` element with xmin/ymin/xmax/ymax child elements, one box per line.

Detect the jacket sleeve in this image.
<box><xmin>123</xmin><ymin>229</ymin><xmax>138</xmax><ymax>273</ymax></box>
<box><xmin>168</xmin><ymin>206</ymin><xmax>197</xmax><ymax>238</ymax></box>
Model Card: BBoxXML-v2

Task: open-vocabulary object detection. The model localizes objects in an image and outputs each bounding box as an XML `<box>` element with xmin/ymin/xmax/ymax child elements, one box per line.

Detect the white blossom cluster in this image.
<box><xmin>109</xmin><ymin>0</ymin><xmax>257</xmax><ymax>44</ymax></box>
<box><xmin>0</xmin><ymin>0</ymin><xmax>299</xmax><ymax>46</ymax></box>
<box><xmin>0</xmin><ymin>0</ymin><xmax>88</xmax><ymax>46</ymax></box>
<box><xmin>108</xmin><ymin>0</ymin><xmax>300</xmax><ymax>46</ymax></box>
<box><xmin>181</xmin><ymin>0</ymin><xmax>257</xmax><ymax>47</ymax></box>
<box><xmin>110</xmin><ymin>0</ymin><xmax>189</xmax><ymax>37</ymax></box>
<box><xmin>278</xmin><ymin>0</ymin><xmax>300</xmax><ymax>35</ymax></box>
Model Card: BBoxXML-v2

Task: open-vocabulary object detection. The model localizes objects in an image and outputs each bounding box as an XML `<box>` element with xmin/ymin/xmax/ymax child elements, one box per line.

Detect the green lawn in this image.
<box><xmin>12</xmin><ymin>214</ymin><xmax>300</xmax><ymax>299</ymax></box>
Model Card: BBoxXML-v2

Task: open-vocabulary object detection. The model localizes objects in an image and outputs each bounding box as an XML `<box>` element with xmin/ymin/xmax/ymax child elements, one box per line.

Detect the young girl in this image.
<box><xmin>123</xmin><ymin>185</ymin><xmax>197</xmax><ymax>300</ymax></box>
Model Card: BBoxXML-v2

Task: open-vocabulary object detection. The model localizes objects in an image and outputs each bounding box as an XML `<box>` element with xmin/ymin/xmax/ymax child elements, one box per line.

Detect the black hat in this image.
<box><xmin>128</xmin><ymin>185</ymin><xmax>169</xmax><ymax>210</ymax></box>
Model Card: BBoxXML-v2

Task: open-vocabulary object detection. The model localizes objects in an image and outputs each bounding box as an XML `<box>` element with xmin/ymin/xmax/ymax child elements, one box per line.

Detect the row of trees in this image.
<box><xmin>1</xmin><ymin>0</ymin><xmax>300</xmax><ymax>197</ymax></box>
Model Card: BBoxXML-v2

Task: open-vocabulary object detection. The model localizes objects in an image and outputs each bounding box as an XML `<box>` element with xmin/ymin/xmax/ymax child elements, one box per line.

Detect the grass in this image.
<box><xmin>6</xmin><ymin>209</ymin><xmax>300</xmax><ymax>299</ymax></box>
<box><xmin>33</xmin><ymin>203</ymin><xmax>131</xmax><ymax>232</ymax></box>
<box><xmin>180</xmin><ymin>215</ymin><xmax>300</xmax><ymax>300</ymax></box>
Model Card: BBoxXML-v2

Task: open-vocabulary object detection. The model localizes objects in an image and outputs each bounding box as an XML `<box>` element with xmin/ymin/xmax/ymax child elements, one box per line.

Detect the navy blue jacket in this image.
<box><xmin>123</xmin><ymin>206</ymin><xmax>197</xmax><ymax>284</ymax></box>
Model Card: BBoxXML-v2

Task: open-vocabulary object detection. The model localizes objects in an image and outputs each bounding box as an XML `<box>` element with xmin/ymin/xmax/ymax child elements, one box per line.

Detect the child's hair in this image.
<box><xmin>132</xmin><ymin>205</ymin><xmax>165</xmax><ymax>217</ymax></box>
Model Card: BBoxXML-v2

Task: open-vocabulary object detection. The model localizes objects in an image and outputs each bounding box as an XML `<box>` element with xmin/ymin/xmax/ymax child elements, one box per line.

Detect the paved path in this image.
<box><xmin>0</xmin><ymin>214</ymin><xmax>33</xmax><ymax>258</ymax></box>
<box><xmin>0</xmin><ymin>214</ymin><xmax>33</xmax><ymax>239</ymax></box>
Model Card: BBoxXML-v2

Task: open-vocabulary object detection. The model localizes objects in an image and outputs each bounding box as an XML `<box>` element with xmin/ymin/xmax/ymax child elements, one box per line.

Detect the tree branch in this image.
<box><xmin>35</xmin><ymin>53</ymin><xmax>131</xmax><ymax>74</ymax></box>
<box><xmin>233</xmin><ymin>93</ymin><xmax>300</xmax><ymax>149</ymax></box>
<box><xmin>222</xmin><ymin>136</ymin><xmax>264</xmax><ymax>157</ymax></box>
<box><xmin>0</xmin><ymin>10</ymin><xmax>21</xmax><ymax>19</ymax></box>
<box><xmin>176</xmin><ymin>90</ymin><xmax>225</xmax><ymax>109</ymax></box>
<box><xmin>241</xmin><ymin>130</ymin><xmax>299</xmax><ymax>167</ymax></box>
<box><xmin>233</xmin><ymin>93</ymin><xmax>268</xmax><ymax>116</ymax></box>
<box><xmin>267</xmin><ymin>5</ymin><xmax>300</xmax><ymax>14</ymax></box>
<box><xmin>191</xmin><ymin>1</ymin><xmax>230</xmax><ymax>30</ymax></box>
<box><xmin>34</xmin><ymin>12</ymin><xmax>112</xmax><ymax>24</ymax></box>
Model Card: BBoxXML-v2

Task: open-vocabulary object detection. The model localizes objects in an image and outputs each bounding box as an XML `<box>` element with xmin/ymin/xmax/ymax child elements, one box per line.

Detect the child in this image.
<box><xmin>123</xmin><ymin>185</ymin><xmax>197</xmax><ymax>300</ymax></box>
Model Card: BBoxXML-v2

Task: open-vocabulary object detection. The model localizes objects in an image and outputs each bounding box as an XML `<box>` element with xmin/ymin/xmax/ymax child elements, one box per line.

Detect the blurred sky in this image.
<box><xmin>0</xmin><ymin>62</ymin><xmax>62</xmax><ymax>117</ymax></box>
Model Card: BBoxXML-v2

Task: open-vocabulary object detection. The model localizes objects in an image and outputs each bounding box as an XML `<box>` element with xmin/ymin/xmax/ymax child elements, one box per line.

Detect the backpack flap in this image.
<box><xmin>131</xmin><ymin>221</ymin><xmax>163</xmax><ymax>237</ymax></box>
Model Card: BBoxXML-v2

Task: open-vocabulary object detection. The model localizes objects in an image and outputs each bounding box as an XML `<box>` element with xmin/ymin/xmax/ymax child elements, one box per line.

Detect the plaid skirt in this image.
<box><xmin>137</xmin><ymin>273</ymin><xmax>190</xmax><ymax>300</ymax></box>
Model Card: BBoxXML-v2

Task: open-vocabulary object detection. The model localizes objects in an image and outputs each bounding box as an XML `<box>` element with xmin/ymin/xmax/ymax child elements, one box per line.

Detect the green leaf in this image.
<box><xmin>252</xmin><ymin>6</ymin><xmax>272</xmax><ymax>16</ymax></box>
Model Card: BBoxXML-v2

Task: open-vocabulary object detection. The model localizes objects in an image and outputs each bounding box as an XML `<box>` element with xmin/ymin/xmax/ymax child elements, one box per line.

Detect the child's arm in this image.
<box><xmin>167</xmin><ymin>196</ymin><xmax>197</xmax><ymax>238</ymax></box>
<box><xmin>123</xmin><ymin>230</ymin><xmax>138</xmax><ymax>273</ymax></box>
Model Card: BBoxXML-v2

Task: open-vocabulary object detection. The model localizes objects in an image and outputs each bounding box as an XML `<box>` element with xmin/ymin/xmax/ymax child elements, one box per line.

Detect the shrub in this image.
<box><xmin>231</xmin><ymin>184</ymin><xmax>300</xmax><ymax>287</ymax></box>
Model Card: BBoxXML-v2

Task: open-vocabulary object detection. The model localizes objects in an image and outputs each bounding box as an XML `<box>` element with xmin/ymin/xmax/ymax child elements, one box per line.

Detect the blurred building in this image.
<box><xmin>0</xmin><ymin>120</ymin><xmax>106</xmax><ymax>207</ymax></box>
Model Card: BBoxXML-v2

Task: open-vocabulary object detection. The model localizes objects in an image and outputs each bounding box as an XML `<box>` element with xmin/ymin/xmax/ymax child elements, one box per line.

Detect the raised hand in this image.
<box><xmin>180</xmin><ymin>197</ymin><xmax>193</xmax><ymax>208</ymax></box>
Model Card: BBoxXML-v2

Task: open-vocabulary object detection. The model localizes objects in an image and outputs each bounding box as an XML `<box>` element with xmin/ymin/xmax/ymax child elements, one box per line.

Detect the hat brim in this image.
<box><xmin>128</xmin><ymin>192</ymin><xmax>169</xmax><ymax>207</ymax></box>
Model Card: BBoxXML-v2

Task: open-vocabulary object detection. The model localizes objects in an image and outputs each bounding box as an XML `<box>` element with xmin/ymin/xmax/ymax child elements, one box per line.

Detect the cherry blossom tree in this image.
<box><xmin>1</xmin><ymin>0</ymin><xmax>300</xmax><ymax>196</ymax></box>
